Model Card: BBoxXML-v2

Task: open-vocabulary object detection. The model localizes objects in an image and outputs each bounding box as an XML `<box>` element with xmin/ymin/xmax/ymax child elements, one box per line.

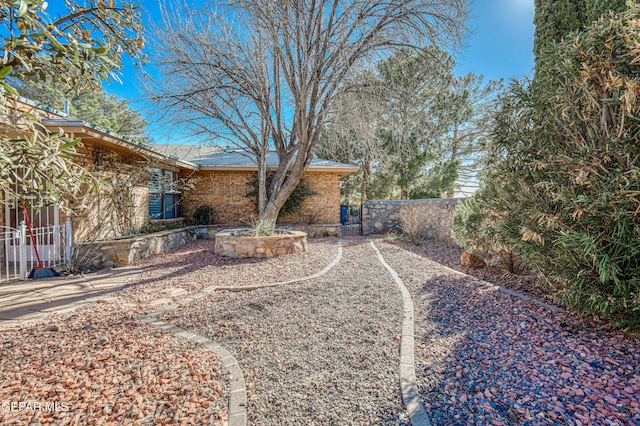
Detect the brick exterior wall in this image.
<box><xmin>71</xmin><ymin>142</ymin><xmax>152</xmax><ymax>241</ymax></box>
<box><xmin>181</xmin><ymin>170</ymin><xmax>341</xmax><ymax>225</ymax></box>
<box><xmin>56</xmin><ymin>141</ymin><xmax>151</xmax><ymax>242</ymax></box>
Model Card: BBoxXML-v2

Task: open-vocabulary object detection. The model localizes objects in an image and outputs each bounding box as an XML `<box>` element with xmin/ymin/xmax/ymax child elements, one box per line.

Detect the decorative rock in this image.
<box><xmin>460</xmin><ymin>251</ymin><xmax>485</xmax><ymax>267</ymax></box>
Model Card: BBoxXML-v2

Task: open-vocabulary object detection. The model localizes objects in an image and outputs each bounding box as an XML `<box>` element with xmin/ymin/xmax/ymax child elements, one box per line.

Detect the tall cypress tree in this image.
<box><xmin>534</xmin><ymin>0</ymin><xmax>629</xmax><ymax>67</ymax></box>
<box><xmin>533</xmin><ymin>0</ymin><xmax>587</xmax><ymax>62</ymax></box>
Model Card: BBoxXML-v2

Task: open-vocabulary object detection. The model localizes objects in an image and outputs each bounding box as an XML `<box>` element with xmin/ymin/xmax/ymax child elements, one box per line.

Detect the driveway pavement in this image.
<box><xmin>0</xmin><ymin>267</ymin><xmax>141</xmax><ymax>330</ymax></box>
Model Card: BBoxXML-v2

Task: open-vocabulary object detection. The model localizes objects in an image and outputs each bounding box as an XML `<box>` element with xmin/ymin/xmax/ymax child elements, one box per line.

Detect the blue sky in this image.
<box><xmin>54</xmin><ymin>0</ymin><xmax>537</xmax><ymax>140</ymax></box>
<box><xmin>454</xmin><ymin>0</ymin><xmax>535</xmax><ymax>82</ymax></box>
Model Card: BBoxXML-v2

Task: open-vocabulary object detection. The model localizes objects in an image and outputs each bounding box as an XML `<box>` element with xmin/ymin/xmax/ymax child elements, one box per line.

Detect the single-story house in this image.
<box><xmin>152</xmin><ymin>144</ymin><xmax>358</xmax><ymax>228</ymax></box>
<box><xmin>1</xmin><ymin>98</ymin><xmax>359</xmax><ymax>246</ymax></box>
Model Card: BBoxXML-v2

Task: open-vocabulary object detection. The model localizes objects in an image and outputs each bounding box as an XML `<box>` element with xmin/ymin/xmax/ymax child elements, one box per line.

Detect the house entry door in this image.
<box><xmin>3</xmin><ymin>193</ymin><xmax>61</xmax><ymax>264</ymax></box>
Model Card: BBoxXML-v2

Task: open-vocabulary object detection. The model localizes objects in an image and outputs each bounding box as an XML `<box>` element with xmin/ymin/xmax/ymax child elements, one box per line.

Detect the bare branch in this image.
<box><xmin>147</xmin><ymin>0</ymin><xmax>468</xmax><ymax>224</ymax></box>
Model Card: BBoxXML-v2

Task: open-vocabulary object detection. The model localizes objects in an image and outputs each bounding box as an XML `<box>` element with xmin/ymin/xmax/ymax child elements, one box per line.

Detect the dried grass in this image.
<box><xmin>398</xmin><ymin>206</ymin><xmax>431</xmax><ymax>245</ymax></box>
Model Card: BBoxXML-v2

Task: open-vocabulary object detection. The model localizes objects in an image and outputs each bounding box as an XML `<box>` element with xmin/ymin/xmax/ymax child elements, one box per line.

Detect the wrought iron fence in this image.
<box><xmin>341</xmin><ymin>204</ymin><xmax>362</xmax><ymax>236</ymax></box>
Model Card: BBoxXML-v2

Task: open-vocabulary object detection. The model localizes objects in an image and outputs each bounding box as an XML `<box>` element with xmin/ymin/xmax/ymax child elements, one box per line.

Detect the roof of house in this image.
<box><xmin>40</xmin><ymin>117</ymin><xmax>199</xmax><ymax>170</ymax></box>
<box><xmin>152</xmin><ymin>144</ymin><xmax>359</xmax><ymax>177</ymax></box>
<box><xmin>15</xmin><ymin>98</ymin><xmax>359</xmax><ymax>177</ymax></box>
<box><xmin>15</xmin><ymin>98</ymin><xmax>198</xmax><ymax>170</ymax></box>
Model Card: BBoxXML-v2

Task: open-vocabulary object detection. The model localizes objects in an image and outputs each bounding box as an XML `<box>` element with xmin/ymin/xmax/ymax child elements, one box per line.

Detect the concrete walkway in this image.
<box><xmin>0</xmin><ymin>267</ymin><xmax>142</xmax><ymax>330</ymax></box>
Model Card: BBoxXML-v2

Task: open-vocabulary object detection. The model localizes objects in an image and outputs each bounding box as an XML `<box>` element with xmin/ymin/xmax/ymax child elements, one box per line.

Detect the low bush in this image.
<box><xmin>452</xmin><ymin>191</ymin><xmax>525</xmax><ymax>274</ymax></box>
<box><xmin>253</xmin><ymin>218</ymin><xmax>276</xmax><ymax>237</ymax></box>
<box><xmin>193</xmin><ymin>204</ymin><xmax>216</xmax><ymax>225</ymax></box>
<box><xmin>398</xmin><ymin>206</ymin><xmax>431</xmax><ymax>245</ymax></box>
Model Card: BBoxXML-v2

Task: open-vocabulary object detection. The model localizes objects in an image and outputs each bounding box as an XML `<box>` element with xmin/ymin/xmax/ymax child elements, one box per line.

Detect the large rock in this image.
<box><xmin>460</xmin><ymin>251</ymin><xmax>485</xmax><ymax>267</ymax></box>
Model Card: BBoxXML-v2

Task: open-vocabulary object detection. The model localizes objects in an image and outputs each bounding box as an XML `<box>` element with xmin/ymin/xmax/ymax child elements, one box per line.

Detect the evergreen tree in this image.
<box><xmin>585</xmin><ymin>0</ymin><xmax>628</xmax><ymax>24</ymax></box>
<box><xmin>533</xmin><ymin>0</ymin><xmax>587</xmax><ymax>63</ymax></box>
<box><xmin>534</xmin><ymin>0</ymin><xmax>629</xmax><ymax>65</ymax></box>
<box><xmin>455</xmin><ymin>7</ymin><xmax>640</xmax><ymax>327</ymax></box>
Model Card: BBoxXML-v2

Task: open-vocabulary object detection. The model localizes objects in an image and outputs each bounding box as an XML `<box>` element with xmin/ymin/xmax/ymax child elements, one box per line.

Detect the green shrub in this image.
<box><xmin>455</xmin><ymin>7</ymin><xmax>640</xmax><ymax>328</ymax></box>
<box><xmin>193</xmin><ymin>204</ymin><xmax>216</xmax><ymax>225</ymax></box>
<box><xmin>452</xmin><ymin>192</ymin><xmax>525</xmax><ymax>274</ymax></box>
<box><xmin>253</xmin><ymin>218</ymin><xmax>275</xmax><ymax>237</ymax></box>
<box><xmin>246</xmin><ymin>171</ymin><xmax>318</xmax><ymax>216</ymax></box>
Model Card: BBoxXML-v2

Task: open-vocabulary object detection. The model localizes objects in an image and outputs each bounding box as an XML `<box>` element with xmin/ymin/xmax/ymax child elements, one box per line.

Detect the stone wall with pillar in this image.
<box><xmin>362</xmin><ymin>198</ymin><xmax>464</xmax><ymax>243</ymax></box>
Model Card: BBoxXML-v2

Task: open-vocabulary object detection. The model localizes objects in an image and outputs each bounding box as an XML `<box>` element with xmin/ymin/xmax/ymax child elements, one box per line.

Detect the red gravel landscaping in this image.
<box><xmin>0</xmin><ymin>237</ymin><xmax>340</xmax><ymax>426</ymax></box>
<box><xmin>387</xmin><ymin>237</ymin><xmax>558</xmax><ymax>305</ymax></box>
<box><xmin>378</xmin><ymin>241</ymin><xmax>640</xmax><ymax>426</ymax></box>
<box><xmin>2</xmin><ymin>236</ymin><xmax>637</xmax><ymax>425</ymax></box>
<box><xmin>0</xmin><ymin>302</ymin><xmax>228</xmax><ymax>425</ymax></box>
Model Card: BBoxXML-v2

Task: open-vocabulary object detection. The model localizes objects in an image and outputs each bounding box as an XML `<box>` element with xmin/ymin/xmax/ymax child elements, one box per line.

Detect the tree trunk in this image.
<box><xmin>257</xmin><ymin>150</ymin><xmax>268</xmax><ymax>215</ymax></box>
<box><xmin>446</xmin><ymin>128</ymin><xmax>458</xmax><ymax>198</ymax></box>
<box><xmin>258</xmin><ymin>201</ymin><xmax>282</xmax><ymax>234</ymax></box>
<box><xmin>257</xmin><ymin>149</ymin><xmax>309</xmax><ymax>233</ymax></box>
<box><xmin>360</xmin><ymin>161</ymin><xmax>370</xmax><ymax>205</ymax></box>
<box><xmin>400</xmin><ymin>162</ymin><xmax>408</xmax><ymax>200</ymax></box>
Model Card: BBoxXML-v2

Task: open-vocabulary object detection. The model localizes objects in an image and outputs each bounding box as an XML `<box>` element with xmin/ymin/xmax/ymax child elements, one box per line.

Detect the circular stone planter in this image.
<box><xmin>214</xmin><ymin>229</ymin><xmax>308</xmax><ymax>258</ymax></box>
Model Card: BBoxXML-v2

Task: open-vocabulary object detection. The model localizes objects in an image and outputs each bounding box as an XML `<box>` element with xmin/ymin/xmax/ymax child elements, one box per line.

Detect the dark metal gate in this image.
<box><xmin>341</xmin><ymin>205</ymin><xmax>362</xmax><ymax>236</ymax></box>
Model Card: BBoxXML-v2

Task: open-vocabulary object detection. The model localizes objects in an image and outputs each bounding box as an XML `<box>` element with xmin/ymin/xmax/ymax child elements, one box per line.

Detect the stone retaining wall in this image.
<box><xmin>362</xmin><ymin>198</ymin><xmax>464</xmax><ymax>243</ymax></box>
<box><xmin>278</xmin><ymin>223</ymin><xmax>341</xmax><ymax>238</ymax></box>
<box><xmin>80</xmin><ymin>223</ymin><xmax>334</xmax><ymax>266</ymax></box>
<box><xmin>215</xmin><ymin>230</ymin><xmax>308</xmax><ymax>258</ymax></box>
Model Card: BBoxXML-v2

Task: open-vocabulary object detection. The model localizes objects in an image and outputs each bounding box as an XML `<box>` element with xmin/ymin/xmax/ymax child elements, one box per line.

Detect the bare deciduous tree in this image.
<box><xmin>442</xmin><ymin>73</ymin><xmax>503</xmax><ymax>197</ymax></box>
<box><xmin>317</xmin><ymin>69</ymin><xmax>385</xmax><ymax>204</ymax></box>
<box><xmin>148</xmin><ymin>0</ymin><xmax>468</xmax><ymax>231</ymax></box>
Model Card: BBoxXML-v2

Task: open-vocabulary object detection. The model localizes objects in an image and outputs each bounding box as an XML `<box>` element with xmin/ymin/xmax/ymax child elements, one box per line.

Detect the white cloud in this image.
<box><xmin>507</xmin><ymin>0</ymin><xmax>534</xmax><ymax>17</ymax></box>
<box><xmin>494</xmin><ymin>0</ymin><xmax>535</xmax><ymax>29</ymax></box>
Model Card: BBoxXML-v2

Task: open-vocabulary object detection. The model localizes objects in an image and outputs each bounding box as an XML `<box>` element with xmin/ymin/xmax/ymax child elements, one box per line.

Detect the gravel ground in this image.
<box><xmin>388</xmin><ymin>238</ymin><xmax>554</xmax><ymax>304</ymax></box>
<box><xmin>163</xmin><ymin>237</ymin><xmax>410</xmax><ymax>425</ymax></box>
<box><xmin>0</xmin><ymin>302</ymin><xmax>228</xmax><ymax>426</ymax></box>
<box><xmin>377</xmin><ymin>241</ymin><xmax>640</xmax><ymax>426</ymax></box>
<box><xmin>122</xmin><ymin>238</ymin><xmax>339</xmax><ymax>312</ymax></box>
<box><xmin>0</xmin><ymin>237</ymin><xmax>340</xmax><ymax>426</ymax></box>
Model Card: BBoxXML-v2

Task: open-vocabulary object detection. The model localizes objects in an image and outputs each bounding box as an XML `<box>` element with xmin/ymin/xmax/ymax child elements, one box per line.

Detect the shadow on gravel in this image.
<box><xmin>163</xmin><ymin>237</ymin><xmax>413</xmax><ymax>425</ymax></box>
<box><xmin>414</xmin><ymin>274</ymin><xmax>640</xmax><ymax>426</ymax></box>
<box><xmin>126</xmin><ymin>242</ymin><xmax>270</xmax><ymax>289</ymax></box>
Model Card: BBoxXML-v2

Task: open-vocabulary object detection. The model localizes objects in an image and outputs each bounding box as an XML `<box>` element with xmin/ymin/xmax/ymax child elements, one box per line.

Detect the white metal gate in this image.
<box><xmin>4</xmin><ymin>195</ymin><xmax>61</xmax><ymax>262</ymax></box>
<box><xmin>0</xmin><ymin>219</ymin><xmax>72</xmax><ymax>283</ymax></box>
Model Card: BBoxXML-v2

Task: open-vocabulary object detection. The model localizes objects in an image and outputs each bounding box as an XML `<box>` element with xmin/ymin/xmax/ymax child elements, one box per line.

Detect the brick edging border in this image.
<box><xmin>139</xmin><ymin>240</ymin><xmax>344</xmax><ymax>426</ymax></box>
<box><xmin>369</xmin><ymin>240</ymin><xmax>432</xmax><ymax>426</ymax></box>
<box><xmin>138</xmin><ymin>318</ymin><xmax>248</xmax><ymax>426</ymax></box>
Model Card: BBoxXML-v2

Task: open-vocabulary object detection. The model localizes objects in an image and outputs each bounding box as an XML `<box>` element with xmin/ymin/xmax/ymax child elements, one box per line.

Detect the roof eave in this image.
<box><xmin>43</xmin><ymin>124</ymin><xmax>199</xmax><ymax>171</ymax></box>
<box><xmin>199</xmin><ymin>165</ymin><xmax>359</xmax><ymax>177</ymax></box>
